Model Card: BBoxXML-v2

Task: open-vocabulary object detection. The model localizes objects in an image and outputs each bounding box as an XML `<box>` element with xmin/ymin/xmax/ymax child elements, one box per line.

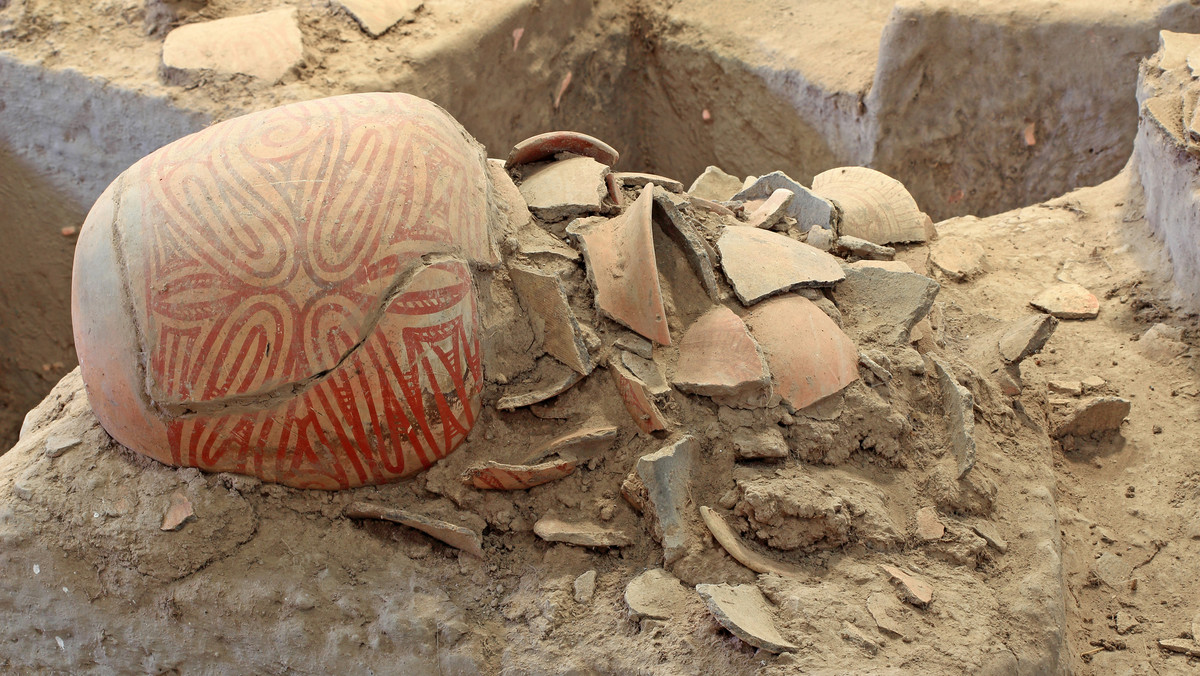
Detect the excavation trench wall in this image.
<box><xmin>1</xmin><ymin>0</ymin><xmax>1198</xmax><ymax>448</ymax></box>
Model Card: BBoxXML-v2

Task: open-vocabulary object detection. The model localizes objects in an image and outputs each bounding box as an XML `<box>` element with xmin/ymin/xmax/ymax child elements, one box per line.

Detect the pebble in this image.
<box><xmin>928</xmin><ymin>236</ymin><xmax>987</xmax><ymax>281</ymax></box>
<box><xmin>971</xmin><ymin>521</ymin><xmax>1009</xmax><ymax>554</ymax></box>
<box><xmin>1090</xmin><ymin>552</ymin><xmax>1132</xmax><ymax>588</ymax></box>
<box><xmin>696</xmin><ymin>583</ymin><xmax>798</xmax><ymax>653</ymax></box>
<box><xmin>915</xmin><ymin>507</ymin><xmax>945</xmax><ymax>541</ymax></box>
<box><xmin>12</xmin><ymin>483</ymin><xmax>32</xmax><ymax>501</ymax></box>
<box><xmin>1081</xmin><ymin>375</ymin><xmax>1107</xmax><ymax>392</ymax></box>
<box><xmin>730</xmin><ymin>426</ymin><xmax>789</xmax><ymax>459</ymax></box>
<box><xmin>805</xmin><ymin>227</ymin><xmax>835</xmax><ymax>252</ymax></box>
<box><xmin>687</xmin><ymin>165</ymin><xmax>744</xmax><ymax>202</ymax></box>
<box><xmin>866</xmin><ymin>593</ymin><xmax>906</xmax><ymax>638</ymax></box>
<box><xmin>1053</xmin><ymin>397</ymin><xmax>1132</xmax><ymax>439</ymax></box>
<box><xmin>1048</xmin><ymin>380</ymin><xmax>1082</xmax><ymax>396</ymax></box>
<box><xmin>931</xmin><ymin>356</ymin><xmax>976</xmax><ymax>479</ymax></box>
<box><xmin>574</xmin><ymin>570</ymin><xmax>597</xmax><ymax>603</ymax></box>
<box><xmin>879</xmin><ymin>564</ymin><xmax>934</xmax><ymax>607</ymax></box>
<box><xmin>1115</xmin><ymin>610</ymin><xmax>1139</xmax><ymax>635</ymax></box>
<box><xmin>43</xmin><ymin>435</ymin><xmax>82</xmax><ymax>458</ymax></box>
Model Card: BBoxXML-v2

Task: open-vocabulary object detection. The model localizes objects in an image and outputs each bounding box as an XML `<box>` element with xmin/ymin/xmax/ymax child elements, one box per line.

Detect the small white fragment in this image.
<box><xmin>62</xmin><ymin>587</ymin><xmax>69</xmax><ymax>593</ymax></box>
<box><xmin>33</xmin><ymin>564</ymin><xmax>40</xmax><ymax>575</ymax></box>
<box><xmin>55</xmin><ymin>636</ymin><xmax>64</xmax><ymax>650</ymax></box>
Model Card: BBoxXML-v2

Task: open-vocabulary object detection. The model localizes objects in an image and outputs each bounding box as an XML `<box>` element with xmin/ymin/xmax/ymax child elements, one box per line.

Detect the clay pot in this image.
<box><xmin>72</xmin><ymin>93</ymin><xmax>493</xmax><ymax>489</ymax></box>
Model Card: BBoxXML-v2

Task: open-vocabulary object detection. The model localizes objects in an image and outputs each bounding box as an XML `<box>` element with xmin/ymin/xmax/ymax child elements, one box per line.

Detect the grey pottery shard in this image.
<box><xmin>716</xmin><ymin>227</ymin><xmax>845</xmax><ymax>306</ymax></box>
<box><xmin>650</xmin><ymin>188</ymin><xmax>721</xmax><ymax>302</ymax></box>
<box><xmin>632</xmin><ymin>436</ymin><xmax>698</xmax><ymax>565</ymax></box>
<box><xmin>688</xmin><ymin>165</ymin><xmax>745</xmax><ymax>202</ymax></box>
<box><xmin>695</xmin><ymin>583</ymin><xmax>797</xmax><ymax>653</ymax></box>
<box><xmin>518</xmin><ymin>155</ymin><xmax>609</xmax><ymax>222</ymax></box>
<box><xmin>931</xmin><ymin>356</ymin><xmax>976</xmax><ymax>479</ymax></box>
<box><xmin>508</xmin><ymin>264</ymin><xmax>593</xmax><ymax>375</ymax></box>
<box><xmin>998</xmin><ymin>314</ymin><xmax>1057</xmax><ymax>364</ymax></box>
<box><xmin>831</xmin><ymin>266</ymin><xmax>939</xmax><ymax>345</ymax></box>
<box><xmin>732</xmin><ymin>171</ymin><xmax>836</xmax><ymax>232</ymax></box>
<box><xmin>811</xmin><ymin>166</ymin><xmax>927</xmax><ymax>245</ymax></box>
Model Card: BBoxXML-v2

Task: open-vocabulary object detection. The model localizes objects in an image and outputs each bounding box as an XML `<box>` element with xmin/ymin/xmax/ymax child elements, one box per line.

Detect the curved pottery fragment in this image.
<box><xmin>505</xmin><ymin>131</ymin><xmax>620</xmax><ymax>168</ymax></box>
<box><xmin>811</xmin><ymin>166</ymin><xmax>928</xmax><ymax>245</ymax></box>
<box><xmin>745</xmin><ymin>295</ymin><xmax>859</xmax><ymax>411</ymax></box>
<box><xmin>72</xmin><ymin>93</ymin><xmax>491</xmax><ymax>489</ymax></box>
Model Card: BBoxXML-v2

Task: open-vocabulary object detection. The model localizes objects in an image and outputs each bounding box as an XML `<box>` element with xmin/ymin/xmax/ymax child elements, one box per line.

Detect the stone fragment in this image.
<box><xmin>1048</xmin><ymin>380</ymin><xmax>1082</xmax><ymax>396</ymax></box>
<box><xmin>610</xmin><ymin>359</ymin><xmax>670</xmax><ymax>434</ymax></box>
<box><xmin>695</xmin><ymin>583</ymin><xmax>797</xmax><ymax>653</ymax></box>
<box><xmin>743</xmin><ymin>189</ymin><xmax>793</xmax><ymax>230</ymax></box>
<box><xmin>699</xmin><ymin>506</ymin><xmax>803</xmax><ymax>577</ymax></box>
<box><xmin>840</xmin><ymin>622</ymin><xmax>880</xmax><ymax>654</ymax></box>
<box><xmin>506</xmin><ymin>131</ymin><xmax>620</xmax><ymax>169</ymax></box>
<box><xmin>533</xmin><ymin>517</ymin><xmax>631</xmax><ymax>548</ymax></box>
<box><xmin>879</xmin><ymin>564</ymin><xmax>934</xmax><ymax>607</ymax></box>
<box><xmin>717</xmin><ymin>227</ymin><xmax>845</xmax><ymax>305</ymax></box>
<box><xmin>847</xmin><ymin>260</ymin><xmax>914</xmax><ymax>273</ymax></box>
<box><xmin>915</xmin><ymin>507</ymin><xmax>945</xmax><ymax>541</ymax></box>
<box><xmin>519</xmin><ymin>156</ymin><xmax>609</xmax><ymax>222</ymax></box>
<box><xmin>631</xmin><ymin>436</ymin><xmax>697</xmax><ymax>564</ymax></box>
<box><xmin>688</xmin><ymin>165</ymin><xmax>744</xmax><ymax>202</ymax></box>
<box><xmin>999</xmin><ymin>314</ymin><xmax>1058</xmax><ymax>364</ymax></box>
<box><xmin>811</xmin><ymin>166</ymin><xmax>927</xmax><ymax>244</ymax></box>
<box><xmin>1089</xmin><ymin>552</ymin><xmax>1132</xmax><ymax>588</ymax></box>
<box><xmin>1159</xmin><ymin>638</ymin><xmax>1200</xmax><ymax>657</ymax></box>
<box><xmin>672</xmin><ymin>306</ymin><xmax>770</xmax><ymax>408</ymax></box>
<box><xmin>335</xmin><ymin>0</ymin><xmax>419</xmax><ymax>37</ymax></box>
<box><xmin>625</xmin><ymin>568</ymin><xmax>690</xmax><ymax>620</ymax></box>
<box><xmin>461</xmin><ymin>459</ymin><xmax>577</xmax><ymax>490</ymax></box>
<box><xmin>1081</xmin><ymin>376</ymin><xmax>1107</xmax><ymax>392</ymax></box>
<box><xmin>831</xmin><ymin>266</ymin><xmax>939</xmax><ymax>345</ymax></box>
<box><xmin>43</xmin><ymin>434</ymin><xmax>81</xmax><ymax>458</ymax></box>
<box><xmin>649</xmin><ymin>188</ymin><xmax>721</xmax><ymax>302</ymax></box>
<box><xmin>805</xmin><ymin>227</ymin><xmax>835</xmax><ymax>252</ymax></box>
<box><xmin>524</xmin><ymin>425</ymin><xmax>619</xmax><ymax>464</ymax></box>
<box><xmin>496</xmin><ymin>360</ymin><xmax>582</xmax><ymax>410</ymax></box>
<box><xmin>616</xmin><ymin>333</ymin><xmax>654</xmax><ymax>359</ymax></box>
<box><xmin>614</xmin><ymin>171</ymin><xmax>683</xmax><ymax>193</ymax></box>
<box><xmin>1053</xmin><ymin>397</ymin><xmax>1131</xmax><ymax>439</ymax></box>
<box><xmin>730</xmin><ymin>426</ymin><xmax>788</xmax><ymax>459</ymax></box>
<box><xmin>971</xmin><ymin>522</ymin><xmax>1008</xmax><ymax>554</ymax></box>
<box><xmin>570</xmin><ymin>187</ymin><xmax>670</xmax><ymax>344</ymax></box>
<box><xmin>732</xmin><ymin>171</ymin><xmax>836</xmax><ymax>232</ymax></box>
<box><xmin>866</xmin><ymin>593</ymin><xmax>906</xmax><ymax>638</ymax></box>
<box><xmin>345</xmin><ymin>501</ymin><xmax>484</xmax><ymax>558</ymax></box>
<box><xmin>745</xmin><ymin>296</ymin><xmax>859</xmax><ymax>411</ymax></box>
<box><xmin>858</xmin><ymin>353</ymin><xmax>892</xmax><ymax>384</ymax></box>
<box><xmin>574</xmin><ymin>570</ymin><xmax>597</xmax><ymax>603</ymax></box>
<box><xmin>688</xmin><ymin>196</ymin><xmax>737</xmax><ymax>217</ymax></box>
<box><xmin>1030</xmin><ymin>283</ymin><xmax>1100</xmax><ymax>319</ymax></box>
<box><xmin>928</xmin><ymin>236</ymin><xmax>987</xmax><ymax>281</ymax></box>
<box><xmin>835</xmin><ymin>236</ymin><xmax>895</xmax><ymax>261</ymax></box>
<box><xmin>160</xmin><ymin>491</ymin><xmax>195</xmax><ymax>532</ymax></box>
<box><xmin>1138</xmin><ymin>323</ymin><xmax>1188</xmax><ymax>361</ymax></box>
<box><xmin>508</xmin><ymin>264</ymin><xmax>593</xmax><ymax>375</ymax></box>
<box><xmin>621</xmin><ymin>351</ymin><xmax>670</xmax><ymax>396</ymax></box>
<box><xmin>162</xmin><ymin>9</ymin><xmax>303</xmax><ymax>83</ymax></box>
<box><xmin>931</xmin><ymin>356</ymin><xmax>976</xmax><ymax>479</ymax></box>
<box><xmin>1115</xmin><ymin>610</ymin><xmax>1139</xmax><ymax>635</ymax></box>
<box><xmin>12</xmin><ymin>482</ymin><xmax>32</xmax><ymax>501</ymax></box>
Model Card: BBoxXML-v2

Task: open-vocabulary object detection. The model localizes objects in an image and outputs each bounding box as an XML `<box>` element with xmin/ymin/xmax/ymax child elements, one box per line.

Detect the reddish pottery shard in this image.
<box><xmin>162</xmin><ymin>8</ymin><xmax>303</xmax><ymax>83</ymax></box>
<box><xmin>673</xmin><ymin>306</ymin><xmax>770</xmax><ymax>408</ymax></box>
<box><xmin>613</xmin><ymin>171</ymin><xmax>684</xmax><ymax>193</ymax></box>
<box><xmin>508</xmin><ymin>264</ymin><xmax>593</xmax><ymax>375</ymax></box>
<box><xmin>72</xmin><ymin>94</ymin><xmax>489</xmax><ymax>490</ymax></box>
<box><xmin>716</xmin><ymin>226</ymin><xmax>845</xmax><ymax>306</ymax></box>
<box><xmin>462</xmin><ymin>459</ymin><xmax>577</xmax><ymax>490</ymax></box>
<box><xmin>745</xmin><ymin>295</ymin><xmax>859</xmax><ymax>410</ymax></box>
<box><xmin>344</xmin><ymin>501</ymin><xmax>484</xmax><ymax>558</ymax></box>
<box><xmin>570</xmin><ymin>187</ymin><xmax>671</xmax><ymax>345</ymax></box>
<box><xmin>743</xmin><ymin>188</ymin><xmax>793</xmax><ymax>230</ymax></box>
<box><xmin>505</xmin><ymin>131</ymin><xmax>620</xmax><ymax>169</ymax></box>
<box><xmin>610</xmin><ymin>359</ymin><xmax>669</xmax><ymax>433</ymax></box>
<box><xmin>160</xmin><ymin>491</ymin><xmax>195</xmax><ymax>531</ymax></box>
<box><xmin>879</xmin><ymin>564</ymin><xmax>934</xmax><ymax>607</ymax></box>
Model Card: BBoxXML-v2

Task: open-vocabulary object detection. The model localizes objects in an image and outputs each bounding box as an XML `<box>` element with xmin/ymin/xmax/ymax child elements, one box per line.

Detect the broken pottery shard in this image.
<box><xmin>915</xmin><ymin>506</ymin><xmax>945</xmax><ymax>541</ymax></box>
<box><xmin>524</xmin><ymin>425</ymin><xmax>619</xmax><ymax>464</ymax></box>
<box><xmin>745</xmin><ymin>296</ymin><xmax>859</xmax><ymax>411</ymax></box>
<box><xmin>634</xmin><ymin>436</ymin><xmax>697</xmax><ymax>564</ymax></box>
<box><xmin>841</xmin><ymin>622</ymin><xmax>880</xmax><ymax>654</ymax></box>
<box><xmin>805</xmin><ymin>227</ymin><xmax>835</xmax><ymax>252</ymax></box>
<box><xmin>496</xmin><ymin>360</ymin><xmax>582</xmax><ymax>410</ymax></box>
<box><xmin>518</xmin><ymin>156</ymin><xmax>609</xmax><ymax>222</ymax></box>
<box><xmin>831</xmin><ymin>266</ymin><xmax>939</xmax><ymax>345</ymax></box>
<box><xmin>1030</xmin><ymin>283</ymin><xmax>1099</xmax><ymax>320</ymax></box>
<box><xmin>695</xmin><ymin>583</ymin><xmax>798</xmax><ymax>653</ymax></box>
<box><xmin>835</xmin><ymin>236</ymin><xmax>895</xmax><ymax>261</ymax></box>
<box><xmin>621</xmin><ymin>351</ymin><xmax>670</xmax><ymax>396</ymax></box>
<box><xmin>614</xmin><ymin>171</ymin><xmax>683</xmax><ymax>193</ymax></box>
<box><xmin>743</xmin><ymin>189</ymin><xmax>793</xmax><ymax>230</ymax></box>
<box><xmin>699</xmin><ymin>506</ymin><xmax>802</xmax><ymax>577</ymax></box>
<box><xmin>999</xmin><ymin>314</ymin><xmax>1058</xmax><ymax>364</ymax></box>
<box><xmin>461</xmin><ymin>459</ymin><xmax>577</xmax><ymax>490</ymax></box>
<box><xmin>971</xmin><ymin>521</ymin><xmax>1008</xmax><ymax>554</ymax></box>
<box><xmin>688</xmin><ymin>196</ymin><xmax>737</xmax><ymax>217</ymax></box>
<box><xmin>162</xmin><ymin>8</ymin><xmax>303</xmax><ymax>83</ymax></box>
<box><xmin>650</xmin><ymin>188</ymin><xmax>721</xmax><ymax>302</ymax></box>
<box><xmin>533</xmin><ymin>517</ymin><xmax>631</xmax><ymax>548</ymax></box>
<box><xmin>847</xmin><ymin>260</ymin><xmax>914</xmax><ymax>273</ymax></box>
<box><xmin>688</xmin><ymin>165</ymin><xmax>745</xmax><ymax>202</ymax></box>
<box><xmin>1159</xmin><ymin>638</ymin><xmax>1200</xmax><ymax>657</ymax></box>
<box><xmin>508</xmin><ymin>265</ymin><xmax>593</xmax><ymax>375</ymax></box>
<box><xmin>866</xmin><ymin>593</ymin><xmax>906</xmax><ymax>638</ymax></box>
<box><xmin>1053</xmin><ymin>397</ymin><xmax>1132</xmax><ymax>439</ymax></box>
<box><xmin>931</xmin><ymin>356</ymin><xmax>977</xmax><ymax>479</ymax></box>
<box><xmin>610</xmin><ymin>359</ymin><xmax>670</xmax><ymax>433</ymax></box>
<box><xmin>44</xmin><ymin>434</ymin><xmax>81</xmax><ymax>458</ymax></box>
<box><xmin>716</xmin><ymin>227</ymin><xmax>845</xmax><ymax>305</ymax></box>
<box><xmin>811</xmin><ymin>166</ymin><xmax>927</xmax><ymax>245</ymax></box>
<box><xmin>335</xmin><ymin>0</ymin><xmax>419</xmax><ymax>37</ymax></box>
<box><xmin>879</xmin><ymin>564</ymin><xmax>934</xmax><ymax>608</ymax></box>
<box><xmin>1139</xmin><ymin>323</ymin><xmax>1188</xmax><ymax>362</ymax></box>
<box><xmin>604</xmin><ymin>173</ymin><xmax>625</xmax><ymax>209</ymax></box>
<box><xmin>571</xmin><ymin>187</ymin><xmax>671</xmax><ymax>344</ymax></box>
<box><xmin>487</xmin><ymin>159</ymin><xmax>531</xmax><ymax>257</ymax></box>
<box><xmin>928</xmin><ymin>236</ymin><xmax>987</xmax><ymax>281</ymax></box>
<box><xmin>574</xmin><ymin>570</ymin><xmax>597</xmax><ymax>603</ymax></box>
<box><xmin>625</xmin><ymin>568</ymin><xmax>690</xmax><ymax>620</ymax></box>
<box><xmin>732</xmin><ymin>171</ymin><xmax>836</xmax><ymax>232</ymax></box>
<box><xmin>673</xmin><ymin>306</ymin><xmax>770</xmax><ymax>408</ymax></box>
<box><xmin>161</xmin><ymin>491</ymin><xmax>195</xmax><ymax>532</ymax></box>
<box><xmin>506</xmin><ymin>131</ymin><xmax>620</xmax><ymax>169</ymax></box>
<box><xmin>731</xmin><ymin>426</ymin><xmax>788</xmax><ymax>459</ymax></box>
<box><xmin>615</xmin><ymin>333</ymin><xmax>654</xmax><ymax>359</ymax></box>
<box><xmin>344</xmin><ymin>501</ymin><xmax>484</xmax><ymax>558</ymax></box>
<box><xmin>1158</xmin><ymin>30</ymin><xmax>1200</xmax><ymax>71</ymax></box>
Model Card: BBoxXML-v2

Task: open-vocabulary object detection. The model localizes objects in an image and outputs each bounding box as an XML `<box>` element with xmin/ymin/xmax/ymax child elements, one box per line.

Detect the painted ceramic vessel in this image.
<box><xmin>72</xmin><ymin>93</ymin><xmax>492</xmax><ymax>489</ymax></box>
